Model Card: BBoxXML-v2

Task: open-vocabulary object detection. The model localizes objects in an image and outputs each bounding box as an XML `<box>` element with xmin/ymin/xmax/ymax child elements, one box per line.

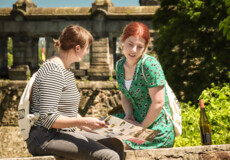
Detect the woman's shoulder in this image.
<box><xmin>37</xmin><ymin>60</ymin><xmax>65</xmax><ymax>79</ymax></box>
<box><xmin>142</xmin><ymin>54</ymin><xmax>161</xmax><ymax>67</ymax></box>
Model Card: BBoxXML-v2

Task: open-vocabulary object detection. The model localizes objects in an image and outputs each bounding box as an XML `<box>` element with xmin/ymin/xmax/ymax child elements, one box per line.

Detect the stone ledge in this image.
<box><xmin>0</xmin><ymin>80</ymin><xmax>117</xmax><ymax>90</ymax></box>
<box><xmin>125</xmin><ymin>144</ymin><xmax>230</xmax><ymax>160</ymax></box>
<box><xmin>1</xmin><ymin>144</ymin><xmax>230</xmax><ymax>160</ymax></box>
<box><xmin>0</xmin><ymin>156</ymin><xmax>56</xmax><ymax>160</ymax></box>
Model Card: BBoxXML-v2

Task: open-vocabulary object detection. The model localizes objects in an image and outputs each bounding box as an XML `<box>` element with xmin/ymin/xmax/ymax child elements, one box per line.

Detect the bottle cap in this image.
<box><xmin>199</xmin><ymin>99</ymin><xmax>205</xmax><ymax>108</ymax></box>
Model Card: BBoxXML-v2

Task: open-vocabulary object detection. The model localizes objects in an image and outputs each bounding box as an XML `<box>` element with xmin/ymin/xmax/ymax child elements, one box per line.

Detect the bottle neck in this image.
<box><xmin>199</xmin><ymin>99</ymin><xmax>205</xmax><ymax>108</ymax></box>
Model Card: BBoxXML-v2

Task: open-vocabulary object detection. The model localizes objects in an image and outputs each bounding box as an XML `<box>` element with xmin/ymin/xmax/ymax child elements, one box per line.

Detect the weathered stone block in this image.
<box><xmin>200</xmin><ymin>151</ymin><xmax>230</xmax><ymax>160</ymax></box>
<box><xmin>73</xmin><ymin>69</ymin><xmax>87</xmax><ymax>77</ymax></box>
<box><xmin>8</xmin><ymin>65</ymin><xmax>30</xmax><ymax>80</ymax></box>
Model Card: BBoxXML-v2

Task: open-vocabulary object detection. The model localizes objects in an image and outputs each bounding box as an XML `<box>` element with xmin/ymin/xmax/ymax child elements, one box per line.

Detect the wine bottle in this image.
<box><xmin>199</xmin><ymin>99</ymin><xmax>212</xmax><ymax>145</ymax></box>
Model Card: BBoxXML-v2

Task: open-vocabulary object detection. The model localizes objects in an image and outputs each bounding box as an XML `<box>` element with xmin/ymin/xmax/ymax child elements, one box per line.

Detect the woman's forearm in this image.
<box><xmin>141</xmin><ymin>86</ymin><xmax>165</xmax><ymax>128</ymax></box>
<box><xmin>121</xmin><ymin>93</ymin><xmax>133</xmax><ymax>116</ymax></box>
<box><xmin>51</xmin><ymin>115</ymin><xmax>88</xmax><ymax>129</ymax></box>
<box><xmin>51</xmin><ymin>115</ymin><xmax>107</xmax><ymax>130</ymax></box>
<box><xmin>141</xmin><ymin>101</ymin><xmax>164</xmax><ymax>128</ymax></box>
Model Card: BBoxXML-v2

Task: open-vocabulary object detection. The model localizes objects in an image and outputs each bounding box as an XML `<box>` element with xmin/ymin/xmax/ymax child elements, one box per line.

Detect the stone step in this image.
<box><xmin>93</xmin><ymin>38</ymin><xmax>108</xmax><ymax>43</ymax></box>
<box><xmin>92</xmin><ymin>47</ymin><xmax>108</xmax><ymax>53</ymax></box>
<box><xmin>92</xmin><ymin>42</ymin><xmax>108</xmax><ymax>47</ymax></box>
<box><xmin>91</xmin><ymin>57</ymin><xmax>109</xmax><ymax>63</ymax></box>
<box><xmin>92</xmin><ymin>38</ymin><xmax>108</xmax><ymax>47</ymax></box>
<box><xmin>91</xmin><ymin>52</ymin><xmax>109</xmax><ymax>58</ymax></box>
<box><xmin>90</xmin><ymin>63</ymin><xmax>110</xmax><ymax>67</ymax></box>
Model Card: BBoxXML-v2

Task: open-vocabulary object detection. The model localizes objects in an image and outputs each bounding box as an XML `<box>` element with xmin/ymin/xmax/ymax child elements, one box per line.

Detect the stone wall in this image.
<box><xmin>0</xmin><ymin>0</ymin><xmax>159</xmax><ymax>80</ymax></box>
<box><xmin>0</xmin><ymin>80</ymin><xmax>122</xmax><ymax>126</ymax></box>
<box><xmin>1</xmin><ymin>80</ymin><xmax>230</xmax><ymax>159</ymax></box>
<box><xmin>0</xmin><ymin>80</ymin><xmax>123</xmax><ymax>158</ymax></box>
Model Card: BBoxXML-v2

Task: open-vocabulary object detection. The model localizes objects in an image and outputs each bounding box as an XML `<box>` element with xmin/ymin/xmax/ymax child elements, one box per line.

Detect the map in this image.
<box><xmin>94</xmin><ymin>115</ymin><xmax>159</xmax><ymax>144</ymax></box>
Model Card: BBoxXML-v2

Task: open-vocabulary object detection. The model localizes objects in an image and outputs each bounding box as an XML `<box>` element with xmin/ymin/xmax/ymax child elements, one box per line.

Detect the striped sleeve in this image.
<box><xmin>38</xmin><ymin>70</ymin><xmax>65</xmax><ymax>129</ymax></box>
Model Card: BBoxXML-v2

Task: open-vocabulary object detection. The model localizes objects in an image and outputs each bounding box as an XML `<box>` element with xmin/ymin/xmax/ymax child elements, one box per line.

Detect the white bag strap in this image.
<box><xmin>142</xmin><ymin>56</ymin><xmax>149</xmax><ymax>83</ymax></box>
<box><xmin>19</xmin><ymin>72</ymin><xmax>37</xmax><ymax>105</ymax></box>
<box><xmin>115</xmin><ymin>59</ymin><xmax>123</xmax><ymax>72</ymax></box>
<box><xmin>163</xmin><ymin>82</ymin><xmax>173</xmax><ymax>121</ymax></box>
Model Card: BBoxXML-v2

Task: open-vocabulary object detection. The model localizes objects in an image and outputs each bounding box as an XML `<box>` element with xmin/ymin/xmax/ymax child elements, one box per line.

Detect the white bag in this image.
<box><xmin>18</xmin><ymin>72</ymin><xmax>39</xmax><ymax>141</ymax></box>
<box><xmin>142</xmin><ymin>56</ymin><xmax>182</xmax><ymax>137</ymax></box>
<box><xmin>163</xmin><ymin>82</ymin><xmax>182</xmax><ymax>137</ymax></box>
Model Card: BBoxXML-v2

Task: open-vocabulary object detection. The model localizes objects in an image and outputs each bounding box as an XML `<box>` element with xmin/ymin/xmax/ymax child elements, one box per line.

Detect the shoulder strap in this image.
<box><xmin>142</xmin><ymin>56</ymin><xmax>149</xmax><ymax>83</ymax></box>
<box><xmin>141</xmin><ymin>56</ymin><xmax>172</xmax><ymax>120</ymax></box>
<box><xmin>115</xmin><ymin>58</ymin><xmax>124</xmax><ymax>73</ymax></box>
<box><xmin>116</xmin><ymin>59</ymin><xmax>123</xmax><ymax>71</ymax></box>
<box><xmin>19</xmin><ymin>72</ymin><xmax>37</xmax><ymax>106</ymax></box>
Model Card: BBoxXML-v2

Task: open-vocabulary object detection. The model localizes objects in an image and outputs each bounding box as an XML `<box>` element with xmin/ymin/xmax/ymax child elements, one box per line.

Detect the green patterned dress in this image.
<box><xmin>115</xmin><ymin>54</ymin><xmax>175</xmax><ymax>149</ymax></box>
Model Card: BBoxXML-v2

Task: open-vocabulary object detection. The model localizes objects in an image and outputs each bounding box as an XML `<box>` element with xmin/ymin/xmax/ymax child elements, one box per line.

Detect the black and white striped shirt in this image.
<box><xmin>31</xmin><ymin>60</ymin><xmax>80</xmax><ymax>131</ymax></box>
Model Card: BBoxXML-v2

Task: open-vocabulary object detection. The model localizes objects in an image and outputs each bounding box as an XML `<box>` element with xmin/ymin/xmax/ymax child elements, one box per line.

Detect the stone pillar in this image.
<box><xmin>9</xmin><ymin>35</ymin><xmax>39</xmax><ymax>79</ymax></box>
<box><xmin>0</xmin><ymin>36</ymin><xmax>8</xmax><ymax>78</ymax></box>
<box><xmin>88</xmin><ymin>37</ymin><xmax>112</xmax><ymax>80</ymax></box>
<box><xmin>31</xmin><ymin>37</ymin><xmax>39</xmax><ymax>72</ymax></box>
<box><xmin>12</xmin><ymin>36</ymin><xmax>39</xmax><ymax>70</ymax></box>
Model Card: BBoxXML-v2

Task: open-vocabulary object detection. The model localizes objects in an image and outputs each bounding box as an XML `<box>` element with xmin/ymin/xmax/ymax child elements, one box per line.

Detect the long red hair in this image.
<box><xmin>121</xmin><ymin>22</ymin><xmax>150</xmax><ymax>48</ymax></box>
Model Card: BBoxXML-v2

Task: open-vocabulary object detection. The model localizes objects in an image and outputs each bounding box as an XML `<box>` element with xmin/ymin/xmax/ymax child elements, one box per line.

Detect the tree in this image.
<box><xmin>152</xmin><ymin>0</ymin><xmax>230</xmax><ymax>102</ymax></box>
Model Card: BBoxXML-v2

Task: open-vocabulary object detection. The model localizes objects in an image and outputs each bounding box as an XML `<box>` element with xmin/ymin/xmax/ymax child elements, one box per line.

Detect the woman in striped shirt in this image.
<box><xmin>26</xmin><ymin>25</ymin><xmax>124</xmax><ymax>160</ymax></box>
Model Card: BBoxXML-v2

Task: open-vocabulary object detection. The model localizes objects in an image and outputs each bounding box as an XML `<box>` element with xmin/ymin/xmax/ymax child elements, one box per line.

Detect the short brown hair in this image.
<box><xmin>54</xmin><ymin>25</ymin><xmax>93</xmax><ymax>51</ymax></box>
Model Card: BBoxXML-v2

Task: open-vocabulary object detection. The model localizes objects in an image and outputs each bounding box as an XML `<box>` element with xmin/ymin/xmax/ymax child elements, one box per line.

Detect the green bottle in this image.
<box><xmin>199</xmin><ymin>99</ymin><xmax>212</xmax><ymax>145</ymax></box>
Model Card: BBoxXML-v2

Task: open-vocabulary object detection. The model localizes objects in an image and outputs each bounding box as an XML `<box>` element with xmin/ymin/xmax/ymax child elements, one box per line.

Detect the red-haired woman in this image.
<box><xmin>115</xmin><ymin>22</ymin><xmax>175</xmax><ymax>150</ymax></box>
<box><xmin>27</xmin><ymin>25</ymin><xmax>124</xmax><ymax>160</ymax></box>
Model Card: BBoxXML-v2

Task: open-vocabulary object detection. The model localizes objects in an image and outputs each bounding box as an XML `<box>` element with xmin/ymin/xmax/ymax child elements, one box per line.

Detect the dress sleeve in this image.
<box><xmin>143</xmin><ymin>57</ymin><xmax>166</xmax><ymax>88</ymax></box>
<box><xmin>38</xmin><ymin>70</ymin><xmax>65</xmax><ymax>129</ymax></box>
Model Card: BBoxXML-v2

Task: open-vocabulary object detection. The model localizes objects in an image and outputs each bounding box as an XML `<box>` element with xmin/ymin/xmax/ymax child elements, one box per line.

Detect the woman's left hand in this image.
<box><xmin>125</xmin><ymin>119</ymin><xmax>142</xmax><ymax>127</ymax></box>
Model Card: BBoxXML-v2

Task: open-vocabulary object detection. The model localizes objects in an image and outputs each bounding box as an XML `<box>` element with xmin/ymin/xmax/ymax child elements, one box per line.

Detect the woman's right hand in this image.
<box><xmin>83</xmin><ymin>117</ymin><xmax>109</xmax><ymax>130</ymax></box>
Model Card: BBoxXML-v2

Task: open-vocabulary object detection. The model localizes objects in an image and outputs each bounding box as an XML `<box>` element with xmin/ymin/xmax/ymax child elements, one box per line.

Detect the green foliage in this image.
<box><xmin>174</xmin><ymin>83</ymin><xmax>230</xmax><ymax>147</ymax></box>
<box><xmin>219</xmin><ymin>0</ymin><xmax>230</xmax><ymax>40</ymax></box>
<box><xmin>8</xmin><ymin>52</ymin><xmax>13</xmax><ymax>67</ymax></box>
<box><xmin>109</xmin><ymin>75</ymin><xmax>114</xmax><ymax>81</ymax></box>
<box><xmin>152</xmin><ymin>0</ymin><xmax>230</xmax><ymax>102</ymax></box>
<box><xmin>38</xmin><ymin>48</ymin><xmax>42</xmax><ymax>66</ymax></box>
<box><xmin>7</xmin><ymin>37</ymin><xmax>13</xmax><ymax>54</ymax></box>
<box><xmin>174</xmin><ymin>101</ymin><xmax>200</xmax><ymax>147</ymax></box>
<box><xmin>7</xmin><ymin>37</ymin><xmax>13</xmax><ymax>67</ymax></box>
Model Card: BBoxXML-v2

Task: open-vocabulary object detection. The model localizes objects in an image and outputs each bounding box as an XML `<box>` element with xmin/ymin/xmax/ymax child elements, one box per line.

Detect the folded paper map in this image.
<box><xmin>94</xmin><ymin>115</ymin><xmax>159</xmax><ymax>144</ymax></box>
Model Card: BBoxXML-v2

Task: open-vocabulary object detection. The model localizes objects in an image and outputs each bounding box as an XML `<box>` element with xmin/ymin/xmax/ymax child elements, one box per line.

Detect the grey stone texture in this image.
<box><xmin>1</xmin><ymin>80</ymin><xmax>230</xmax><ymax>159</ymax></box>
<box><xmin>1</xmin><ymin>1</ymin><xmax>229</xmax><ymax>159</ymax></box>
<box><xmin>0</xmin><ymin>0</ymin><xmax>158</xmax><ymax>80</ymax></box>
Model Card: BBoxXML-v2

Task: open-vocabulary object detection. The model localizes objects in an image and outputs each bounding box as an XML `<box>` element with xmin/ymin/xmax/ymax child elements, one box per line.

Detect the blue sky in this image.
<box><xmin>0</xmin><ymin>0</ymin><xmax>139</xmax><ymax>8</ymax></box>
